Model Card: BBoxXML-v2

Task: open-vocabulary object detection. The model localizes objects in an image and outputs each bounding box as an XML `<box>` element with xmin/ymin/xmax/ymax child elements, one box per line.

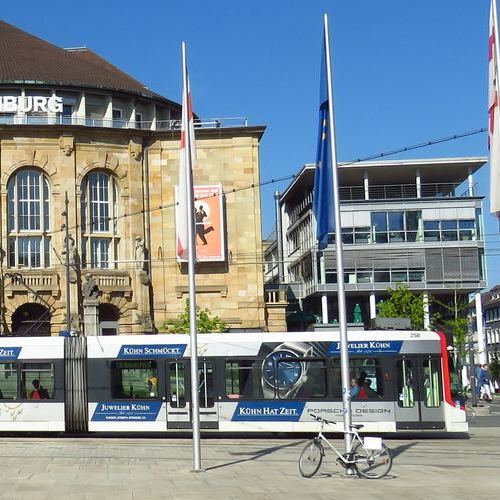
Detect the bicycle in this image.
<box><xmin>464</xmin><ymin>403</ymin><xmax>476</xmax><ymax>424</ymax></box>
<box><xmin>299</xmin><ymin>413</ymin><xmax>392</xmax><ymax>479</ymax></box>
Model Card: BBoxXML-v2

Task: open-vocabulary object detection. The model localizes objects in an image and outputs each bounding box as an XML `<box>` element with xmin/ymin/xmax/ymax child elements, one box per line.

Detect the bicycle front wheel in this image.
<box><xmin>299</xmin><ymin>439</ymin><xmax>323</xmax><ymax>478</ymax></box>
<box><xmin>465</xmin><ymin>404</ymin><xmax>475</xmax><ymax>424</ymax></box>
<box><xmin>351</xmin><ymin>441</ymin><xmax>392</xmax><ymax>479</ymax></box>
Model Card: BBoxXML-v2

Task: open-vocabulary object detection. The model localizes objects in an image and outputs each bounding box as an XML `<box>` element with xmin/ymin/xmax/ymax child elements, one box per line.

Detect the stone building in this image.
<box><xmin>0</xmin><ymin>20</ymin><xmax>272</xmax><ymax>335</ymax></box>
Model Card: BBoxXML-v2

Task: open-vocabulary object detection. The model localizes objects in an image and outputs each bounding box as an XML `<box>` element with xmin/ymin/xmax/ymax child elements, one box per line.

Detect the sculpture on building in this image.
<box><xmin>353</xmin><ymin>303</ymin><xmax>363</xmax><ymax>324</ymax></box>
<box><xmin>82</xmin><ymin>274</ymin><xmax>99</xmax><ymax>300</ymax></box>
<box><xmin>134</xmin><ymin>236</ymin><xmax>145</xmax><ymax>271</ymax></box>
<box><xmin>62</xmin><ymin>234</ymin><xmax>78</xmax><ymax>267</ymax></box>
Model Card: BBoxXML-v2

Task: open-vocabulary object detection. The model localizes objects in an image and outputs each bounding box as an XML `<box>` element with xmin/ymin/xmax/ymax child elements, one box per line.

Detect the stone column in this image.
<box><xmin>83</xmin><ymin>299</ymin><xmax>99</xmax><ymax>336</ymax></box>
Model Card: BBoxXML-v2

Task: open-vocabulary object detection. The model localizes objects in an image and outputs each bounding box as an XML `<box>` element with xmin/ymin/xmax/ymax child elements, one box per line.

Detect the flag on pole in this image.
<box><xmin>177</xmin><ymin>62</ymin><xmax>197</xmax><ymax>259</ymax></box>
<box><xmin>312</xmin><ymin>35</ymin><xmax>335</xmax><ymax>246</ymax></box>
<box><xmin>489</xmin><ymin>0</ymin><xmax>500</xmax><ymax>217</ymax></box>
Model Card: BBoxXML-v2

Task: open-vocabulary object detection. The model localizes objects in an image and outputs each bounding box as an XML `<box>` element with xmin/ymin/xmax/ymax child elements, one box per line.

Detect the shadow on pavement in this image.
<box><xmin>205</xmin><ymin>440</ymin><xmax>306</xmax><ymax>471</ymax></box>
<box><xmin>388</xmin><ymin>442</ymin><xmax>416</xmax><ymax>459</ymax></box>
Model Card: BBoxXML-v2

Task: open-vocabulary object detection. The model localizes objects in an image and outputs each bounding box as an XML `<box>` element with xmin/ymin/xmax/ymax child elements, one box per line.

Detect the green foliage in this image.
<box><xmin>443</xmin><ymin>317</ymin><xmax>469</xmax><ymax>360</ymax></box>
<box><xmin>377</xmin><ymin>284</ymin><xmax>425</xmax><ymax>329</ymax></box>
<box><xmin>490</xmin><ymin>358</ymin><xmax>500</xmax><ymax>380</ymax></box>
<box><xmin>160</xmin><ymin>300</ymin><xmax>228</xmax><ymax>334</ymax></box>
<box><xmin>431</xmin><ymin>295</ymin><xmax>470</xmax><ymax>362</ymax></box>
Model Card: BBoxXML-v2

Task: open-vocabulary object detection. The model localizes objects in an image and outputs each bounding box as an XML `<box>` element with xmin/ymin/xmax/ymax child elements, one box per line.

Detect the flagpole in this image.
<box><xmin>181</xmin><ymin>41</ymin><xmax>202</xmax><ymax>472</ymax></box>
<box><xmin>323</xmin><ymin>13</ymin><xmax>353</xmax><ymax>455</ymax></box>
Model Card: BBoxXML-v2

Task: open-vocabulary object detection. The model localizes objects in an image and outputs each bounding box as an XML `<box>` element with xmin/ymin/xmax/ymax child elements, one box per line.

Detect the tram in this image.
<box><xmin>0</xmin><ymin>330</ymin><xmax>467</xmax><ymax>433</ymax></box>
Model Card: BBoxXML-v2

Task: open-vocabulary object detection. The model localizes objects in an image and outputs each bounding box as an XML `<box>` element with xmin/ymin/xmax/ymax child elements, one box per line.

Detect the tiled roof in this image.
<box><xmin>0</xmin><ymin>20</ymin><xmax>174</xmax><ymax>104</ymax></box>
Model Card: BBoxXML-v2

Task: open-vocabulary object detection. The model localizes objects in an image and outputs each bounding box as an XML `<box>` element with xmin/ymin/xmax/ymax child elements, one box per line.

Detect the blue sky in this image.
<box><xmin>2</xmin><ymin>0</ymin><xmax>499</xmax><ymax>286</ymax></box>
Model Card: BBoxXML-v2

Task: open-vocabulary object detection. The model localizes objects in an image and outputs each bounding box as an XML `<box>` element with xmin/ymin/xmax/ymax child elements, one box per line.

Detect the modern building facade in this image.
<box><xmin>0</xmin><ymin>20</ymin><xmax>277</xmax><ymax>336</ymax></box>
<box><xmin>266</xmin><ymin>157</ymin><xmax>487</xmax><ymax>342</ymax></box>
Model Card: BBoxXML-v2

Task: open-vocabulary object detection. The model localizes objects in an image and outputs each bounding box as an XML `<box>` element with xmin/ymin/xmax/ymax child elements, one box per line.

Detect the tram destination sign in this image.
<box><xmin>0</xmin><ymin>95</ymin><xmax>63</xmax><ymax>114</ymax></box>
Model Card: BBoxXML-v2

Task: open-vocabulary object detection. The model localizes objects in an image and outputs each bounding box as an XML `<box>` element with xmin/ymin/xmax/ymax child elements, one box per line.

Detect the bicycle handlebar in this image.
<box><xmin>308</xmin><ymin>413</ymin><xmax>336</xmax><ymax>425</ymax></box>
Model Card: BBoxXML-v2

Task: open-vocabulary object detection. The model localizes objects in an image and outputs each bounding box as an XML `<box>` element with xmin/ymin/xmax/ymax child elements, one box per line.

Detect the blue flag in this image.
<box><xmin>312</xmin><ymin>34</ymin><xmax>334</xmax><ymax>247</ymax></box>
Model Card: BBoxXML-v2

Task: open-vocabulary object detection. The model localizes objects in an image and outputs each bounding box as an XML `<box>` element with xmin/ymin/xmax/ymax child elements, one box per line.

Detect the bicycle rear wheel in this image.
<box><xmin>299</xmin><ymin>439</ymin><xmax>323</xmax><ymax>478</ymax></box>
<box><xmin>351</xmin><ymin>441</ymin><xmax>392</xmax><ymax>479</ymax></box>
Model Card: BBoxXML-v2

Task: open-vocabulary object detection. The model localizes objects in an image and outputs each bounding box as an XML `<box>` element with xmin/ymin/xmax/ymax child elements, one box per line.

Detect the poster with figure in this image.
<box><xmin>175</xmin><ymin>184</ymin><xmax>225</xmax><ymax>262</ymax></box>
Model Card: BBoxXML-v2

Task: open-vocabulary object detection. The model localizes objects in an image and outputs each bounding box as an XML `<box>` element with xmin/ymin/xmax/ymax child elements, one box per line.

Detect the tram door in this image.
<box><xmin>166</xmin><ymin>360</ymin><xmax>219</xmax><ymax>429</ymax></box>
<box><xmin>395</xmin><ymin>355</ymin><xmax>445</xmax><ymax>429</ymax></box>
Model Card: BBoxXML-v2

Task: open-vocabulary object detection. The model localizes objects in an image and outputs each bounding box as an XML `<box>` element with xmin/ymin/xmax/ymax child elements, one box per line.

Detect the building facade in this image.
<box><xmin>266</xmin><ymin>157</ymin><xmax>487</xmax><ymax>340</ymax></box>
<box><xmin>0</xmin><ymin>20</ymin><xmax>273</xmax><ymax>336</ymax></box>
<box><xmin>470</xmin><ymin>285</ymin><xmax>500</xmax><ymax>361</ymax></box>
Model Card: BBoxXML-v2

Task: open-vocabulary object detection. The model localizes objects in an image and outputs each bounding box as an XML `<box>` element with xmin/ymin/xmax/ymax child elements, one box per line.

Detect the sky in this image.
<box><xmin>2</xmin><ymin>0</ymin><xmax>499</xmax><ymax>287</ymax></box>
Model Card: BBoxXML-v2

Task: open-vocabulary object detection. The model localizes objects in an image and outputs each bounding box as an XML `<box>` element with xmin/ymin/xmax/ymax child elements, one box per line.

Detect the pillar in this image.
<box><xmin>363</xmin><ymin>171</ymin><xmax>369</xmax><ymax>201</ymax></box>
<box><xmin>83</xmin><ymin>299</ymin><xmax>99</xmax><ymax>336</ymax></box>
<box><xmin>369</xmin><ymin>293</ymin><xmax>377</xmax><ymax>320</ymax></box>
<box><xmin>321</xmin><ymin>294</ymin><xmax>329</xmax><ymax>324</ymax></box>
<box><xmin>423</xmin><ymin>292</ymin><xmax>430</xmax><ymax>330</ymax></box>
<box><xmin>475</xmin><ymin>292</ymin><xmax>487</xmax><ymax>364</ymax></box>
<box><xmin>468</xmin><ymin>168</ymin><xmax>474</xmax><ymax>196</ymax></box>
<box><xmin>274</xmin><ymin>191</ymin><xmax>285</xmax><ymax>283</ymax></box>
<box><xmin>416</xmin><ymin>168</ymin><xmax>421</xmax><ymax>198</ymax></box>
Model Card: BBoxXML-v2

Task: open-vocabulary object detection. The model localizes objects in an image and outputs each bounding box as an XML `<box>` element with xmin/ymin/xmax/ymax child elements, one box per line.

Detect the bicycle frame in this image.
<box><xmin>314</xmin><ymin>421</ymin><xmax>365</xmax><ymax>465</ymax></box>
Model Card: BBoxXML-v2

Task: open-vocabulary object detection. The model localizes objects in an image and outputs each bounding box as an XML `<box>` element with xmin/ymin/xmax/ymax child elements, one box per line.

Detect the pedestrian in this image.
<box><xmin>480</xmin><ymin>364</ymin><xmax>493</xmax><ymax>402</ymax></box>
<box><xmin>474</xmin><ymin>364</ymin><xmax>482</xmax><ymax>400</ymax></box>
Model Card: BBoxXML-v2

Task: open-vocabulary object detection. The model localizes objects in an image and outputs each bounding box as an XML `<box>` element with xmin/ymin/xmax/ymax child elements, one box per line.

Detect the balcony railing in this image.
<box><xmin>339</xmin><ymin>182</ymin><xmax>467</xmax><ymax>201</ymax></box>
<box><xmin>4</xmin><ymin>270</ymin><xmax>60</xmax><ymax>297</ymax></box>
<box><xmin>0</xmin><ymin>114</ymin><xmax>248</xmax><ymax>131</ymax></box>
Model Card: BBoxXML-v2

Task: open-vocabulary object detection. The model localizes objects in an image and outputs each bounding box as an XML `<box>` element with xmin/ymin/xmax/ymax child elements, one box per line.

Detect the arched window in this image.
<box><xmin>7</xmin><ymin>169</ymin><xmax>51</xmax><ymax>268</ymax></box>
<box><xmin>81</xmin><ymin>171</ymin><xmax>119</xmax><ymax>268</ymax></box>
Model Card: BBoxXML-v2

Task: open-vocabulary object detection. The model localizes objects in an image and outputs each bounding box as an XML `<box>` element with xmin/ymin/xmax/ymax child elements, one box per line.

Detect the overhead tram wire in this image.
<box><xmin>47</xmin><ymin>126</ymin><xmax>488</xmax><ymax>239</ymax></box>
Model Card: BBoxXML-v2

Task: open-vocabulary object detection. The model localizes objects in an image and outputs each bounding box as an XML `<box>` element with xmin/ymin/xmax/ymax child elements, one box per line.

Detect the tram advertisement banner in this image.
<box><xmin>175</xmin><ymin>184</ymin><xmax>225</xmax><ymax>262</ymax></box>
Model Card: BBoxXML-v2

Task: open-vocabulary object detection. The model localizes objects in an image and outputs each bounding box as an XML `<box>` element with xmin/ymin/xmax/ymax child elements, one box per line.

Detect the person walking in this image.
<box><xmin>480</xmin><ymin>364</ymin><xmax>493</xmax><ymax>402</ymax></box>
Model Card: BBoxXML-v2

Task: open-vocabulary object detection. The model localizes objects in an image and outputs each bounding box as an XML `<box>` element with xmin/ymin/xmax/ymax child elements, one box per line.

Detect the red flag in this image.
<box><xmin>489</xmin><ymin>0</ymin><xmax>500</xmax><ymax>217</ymax></box>
<box><xmin>177</xmin><ymin>55</ymin><xmax>197</xmax><ymax>259</ymax></box>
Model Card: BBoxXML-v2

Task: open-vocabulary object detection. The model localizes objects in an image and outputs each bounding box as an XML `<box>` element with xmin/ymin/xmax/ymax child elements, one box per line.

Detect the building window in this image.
<box><xmin>81</xmin><ymin>171</ymin><xmax>119</xmax><ymax>269</ymax></box>
<box><xmin>136</xmin><ymin>112</ymin><xmax>143</xmax><ymax>129</ymax></box>
<box><xmin>7</xmin><ymin>169</ymin><xmax>51</xmax><ymax>268</ymax></box>
<box><xmin>112</xmin><ymin>108</ymin><xmax>123</xmax><ymax>128</ymax></box>
<box><xmin>370</xmin><ymin>210</ymin><xmax>421</xmax><ymax>244</ymax></box>
<box><xmin>62</xmin><ymin>104</ymin><xmax>73</xmax><ymax>124</ymax></box>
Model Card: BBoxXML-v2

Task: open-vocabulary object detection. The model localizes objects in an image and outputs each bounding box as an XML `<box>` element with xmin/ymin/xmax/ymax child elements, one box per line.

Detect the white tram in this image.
<box><xmin>0</xmin><ymin>330</ymin><xmax>467</xmax><ymax>433</ymax></box>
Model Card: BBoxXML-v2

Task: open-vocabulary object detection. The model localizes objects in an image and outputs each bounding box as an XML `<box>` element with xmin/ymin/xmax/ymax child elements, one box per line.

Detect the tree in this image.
<box><xmin>160</xmin><ymin>300</ymin><xmax>228</xmax><ymax>334</ymax></box>
<box><xmin>490</xmin><ymin>358</ymin><xmax>500</xmax><ymax>381</ymax></box>
<box><xmin>431</xmin><ymin>294</ymin><xmax>470</xmax><ymax>370</ymax></box>
<box><xmin>377</xmin><ymin>284</ymin><xmax>425</xmax><ymax>330</ymax></box>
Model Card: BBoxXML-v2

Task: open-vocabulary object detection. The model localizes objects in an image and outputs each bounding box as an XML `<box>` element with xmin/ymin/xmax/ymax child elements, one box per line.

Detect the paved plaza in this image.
<box><xmin>0</xmin><ymin>404</ymin><xmax>499</xmax><ymax>500</ymax></box>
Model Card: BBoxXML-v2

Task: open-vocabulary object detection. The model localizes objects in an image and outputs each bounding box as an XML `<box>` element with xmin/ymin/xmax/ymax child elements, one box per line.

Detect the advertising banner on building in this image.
<box><xmin>176</xmin><ymin>184</ymin><xmax>225</xmax><ymax>262</ymax></box>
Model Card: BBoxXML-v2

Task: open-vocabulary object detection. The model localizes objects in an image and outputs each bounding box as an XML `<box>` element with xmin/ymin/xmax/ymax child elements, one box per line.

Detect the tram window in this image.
<box><xmin>276</xmin><ymin>359</ymin><xmax>327</xmax><ymax>399</ymax></box>
<box><xmin>0</xmin><ymin>363</ymin><xmax>17</xmax><ymax>400</ymax></box>
<box><xmin>110</xmin><ymin>361</ymin><xmax>158</xmax><ymax>399</ymax></box>
<box><xmin>169</xmin><ymin>362</ymin><xmax>186</xmax><ymax>408</ymax></box>
<box><xmin>198</xmin><ymin>362</ymin><xmax>214</xmax><ymax>408</ymax></box>
<box><xmin>332</xmin><ymin>358</ymin><xmax>382</xmax><ymax>399</ymax></box>
<box><xmin>225</xmin><ymin>360</ymin><xmax>263</xmax><ymax>399</ymax></box>
<box><xmin>21</xmin><ymin>363</ymin><xmax>54</xmax><ymax>400</ymax></box>
<box><xmin>422</xmin><ymin>358</ymin><xmax>442</xmax><ymax>407</ymax></box>
<box><xmin>397</xmin><ymin>360</ymin><xmax>415</xmax><ymax>407</ymax></box>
